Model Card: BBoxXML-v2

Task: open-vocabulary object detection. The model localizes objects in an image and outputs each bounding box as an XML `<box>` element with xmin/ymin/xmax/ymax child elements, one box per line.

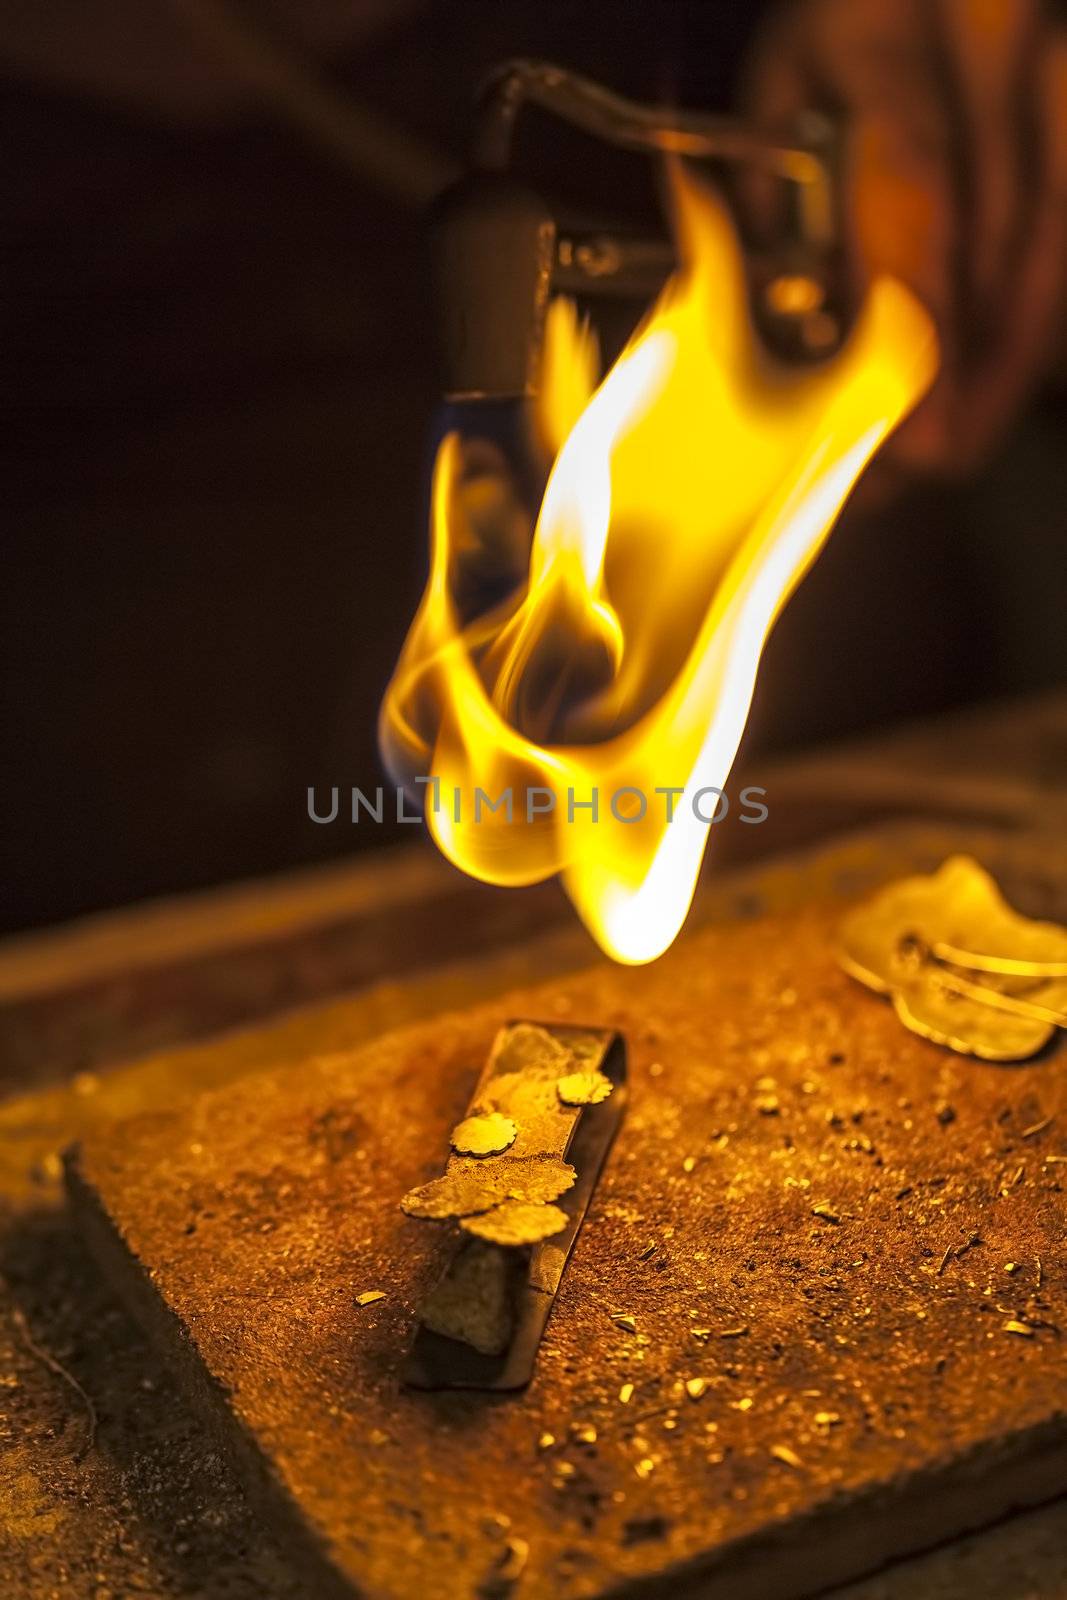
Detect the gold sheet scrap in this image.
<box><xmin>557</xmin><ymin>1069</ymin><xmax>614</xmax><ymax>1106</ymax></box>
<box><xmin>400</xmin><ymin>1023</ymin><xmax>607</xmax><ymax>1247</ymax></box>
<box><xmin>450</xmin><ymin>1111</ymin><xmax>518</xmax><ymax>1156</ymax></box>
<box><xmin>399</xmin><ymin>1156</ymin><xmax>576</xmax><ymax>1220</ymax></box>
<box><xmin>461</xmin><ymin>1201</ymin><xmax>570</xmax><ymax>1246</ymax></box>
<box><xmin>839</xmin><ymin>855</ymin><xmax>1067</xmax><ymax>1060</ymax></box>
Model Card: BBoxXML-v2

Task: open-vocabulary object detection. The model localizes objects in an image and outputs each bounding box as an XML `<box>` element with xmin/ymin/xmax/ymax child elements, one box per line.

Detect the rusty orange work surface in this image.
<box><xmin>68</xmin><ymin>829</ymin><xmax>1067</xmax><ymax>1600</ymax></box>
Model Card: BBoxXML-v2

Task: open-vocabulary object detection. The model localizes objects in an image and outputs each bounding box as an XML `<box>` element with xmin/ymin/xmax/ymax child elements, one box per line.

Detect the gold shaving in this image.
<box><xmin>451</xmin><ymin>1112</ymin><xmax>519</xmax><ymax>1157</ymax></box>
<box><xmin>1003</xmin><ymin>1319</ymin><xmax>1034</xmax><ymax>1337</ymax></box>
<box><xmin>461</xmin><ymin>1200</ymin><xmax>569</xmax><ymax>1247</ymax></box>
<box><xmin>619</xmin><ymin>1382</ymin><xmax>635</xmax><ymax>1404</ymax></box>
<box><xmin>355</xmin><ymin>1290</ymin><xmax>386</xmax><ymax>1307</ymax></box>
<box><xmin>685</xmin><ymin>1377</ymin><xmax>708</xmax><ymax>1400</ymax></box>
<box><xmin>611</xmin><ymin>1313</ymin><xmax>637</xmax><ymax>1332</ymax></box>
<box><xmin>557</xmin><ymin>1070</ymin><xmax>614</xmax><ymax>1106</ymax></box>
<box><xmin>771</xmin><ymin>1444</ymin><xmax>803</xmax><ymax>1468</ymax></box>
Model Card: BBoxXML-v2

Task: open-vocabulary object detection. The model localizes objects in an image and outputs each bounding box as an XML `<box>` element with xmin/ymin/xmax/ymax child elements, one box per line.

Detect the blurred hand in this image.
<box><xmin>742</xmin><ymin>0</ymin><xmax>1067</xmax><ymax>476</ymax></box>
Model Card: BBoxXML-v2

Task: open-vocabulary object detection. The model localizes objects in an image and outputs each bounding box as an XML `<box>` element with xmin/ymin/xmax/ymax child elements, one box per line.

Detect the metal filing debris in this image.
<box><xmin>838</xmin><ymin>855</ymin><xmax>1067</xmax><ymax>1060</ymax></box>
<box><xmin>402</xmin><ymin>1021</ymin><xmax>626</xmax><ymax>1390</ymax></box>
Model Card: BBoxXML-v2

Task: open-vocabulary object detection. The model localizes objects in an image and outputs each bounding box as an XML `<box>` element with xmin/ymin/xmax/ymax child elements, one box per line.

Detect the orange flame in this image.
<box><xmin>381</xmin><ymin>167</ymin><xmax>937</xmax><ymax>963</ymax></box>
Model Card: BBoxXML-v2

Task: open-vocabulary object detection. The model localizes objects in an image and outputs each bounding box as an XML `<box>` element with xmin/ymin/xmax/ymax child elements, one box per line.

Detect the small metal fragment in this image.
<box><xmin>812</xmin><ymin>1203</ymin><xmax>840</xmax><ymax>1224</ymax></box>
<box><xmin>1020</xmin><ymin>1116</ymin><xmax>1053</xmax><ymax>1140</ymax></box>
<box><xmin>1003</xmin><ymin>1319</ymin><xmax>1034</xmax><ymax>1337</ymax></box>
<box><xmin>933</xmin><ymin>969</ymin><xmax>1067</xmax><ymax>1032</ymax></box>
<box><xmin>611</xmin><ymin>1313</ymin><xmax>637</xmax><ymax>1333</ymax></box>
<box><xmin>355</xmin><ymin>1290</ymin><xmax>386</xmax><ymax>1307</ymax></box>
<box><xmin>557</xmin><ymin>1070</ymin><xmax>614</xmax><ymax>1106</ymax></box>
<box><xmin>619</xmin><ymin>1382</ymin><xmax>634</xmax><ymax>1404</ymax></box>
<box><xmin>498</xmin><ymin>1157</ymin><xmax>576</xmax><ymax>1204</ymax></box>
<box><xmin>401</xmin><ymin>1156</ymin><xmax>575</xmax><ymax>1221</ymax></box>
<box><xmin>894</xmin><ymin>975</ymin><xmax>1053</xmax><ymax>1063</ymax></box>
<box><xmin>685</xmin><ymin>1377</ymin><xmax>708</xmax><ymax>1400</ymax></box>
<box><xmin>461</xmin><ymin>1200</ymin><xmax>569</xmax><ymax>1247</ymax></box>
<box><xmin>718</xmin><ymin>1325</ymin><xmax>748</xmax><ymax>1339</ymax></box>
<box><xmin>401</xmin><ymin>1170</ymin><xmax>507</xmax><ymax>1219</ymax></box>
<box><xmin>838</xmin><ymin>856</ymin><xmax>1067</xmax><ymax>1059</ymax></box>
<box><xmin>452</xmin><ymin>1112</ymin><xmax>519</xmax><ymax>1157</ymax></box>
<box><xmin>771</xmin><ymin>1444</ymin><xmax>803</xmax><ymax>1468</ymax></box>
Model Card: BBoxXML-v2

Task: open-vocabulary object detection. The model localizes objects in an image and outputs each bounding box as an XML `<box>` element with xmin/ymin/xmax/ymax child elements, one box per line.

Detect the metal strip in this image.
<box><xmin>403</xmin><ymin>1022</ymin><xmax>626</xmax><ymax>1392</ymax></box>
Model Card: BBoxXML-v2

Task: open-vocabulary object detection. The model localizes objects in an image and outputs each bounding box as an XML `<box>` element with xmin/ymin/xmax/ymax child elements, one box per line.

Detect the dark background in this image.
<box><xmin>4</xmin><ymin>0</ymin><xmax>1066</xmax><ymax>935</ymax></box>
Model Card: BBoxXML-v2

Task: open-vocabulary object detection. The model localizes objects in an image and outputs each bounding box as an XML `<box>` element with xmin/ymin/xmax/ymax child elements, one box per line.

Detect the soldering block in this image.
<box><xmin>66</xmin><ymin>869</ymin><xmax>1067</xmax><ymax>1600</ymax></box>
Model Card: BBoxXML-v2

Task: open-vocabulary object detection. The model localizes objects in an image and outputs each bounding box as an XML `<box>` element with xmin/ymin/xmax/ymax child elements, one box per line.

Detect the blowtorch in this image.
<box><xmin>431</xmin><ymin>58</ymin><xmax>843</xmax><ymax>404</ymax></box>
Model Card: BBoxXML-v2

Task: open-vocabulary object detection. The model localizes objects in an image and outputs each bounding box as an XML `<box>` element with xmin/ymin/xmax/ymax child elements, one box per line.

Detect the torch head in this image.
<box><xmin>431</xmin><ymin>60</ymin><xmax>842</xmax><ymax>403</ymax></box>
<box><xmin>431</xmin><ymin>172</ymin><xmax>555</xmax><ymax>402</ymax></box>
